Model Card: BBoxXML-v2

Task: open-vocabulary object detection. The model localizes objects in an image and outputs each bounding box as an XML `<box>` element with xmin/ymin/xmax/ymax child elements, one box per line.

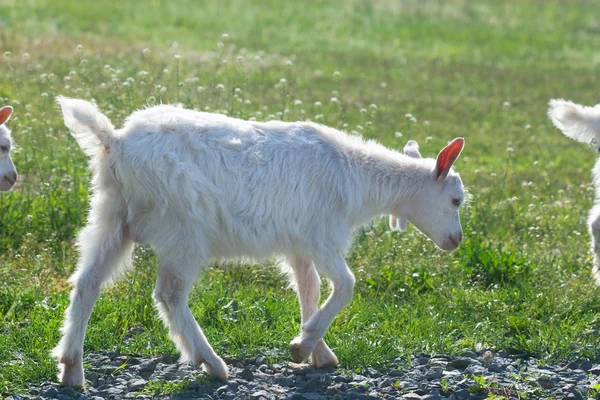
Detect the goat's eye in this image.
<box><xmin>452</xmin><ymin>198</ymin><xmax>461</xmax><ymax>207</ymax></box>
<box><xmin>0</xmin><ymin>145</ymin><xmax>8</xmax><ymax>153</ymax></box>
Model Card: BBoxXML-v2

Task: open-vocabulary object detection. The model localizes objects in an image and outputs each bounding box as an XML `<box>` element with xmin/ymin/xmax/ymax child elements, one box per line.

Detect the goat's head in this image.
<box><xmin>390</xmin><ymin>138</ymin><xmax>465</xmax><ymax>251</ymax></box>
<box><xmin>0</xmin><ymin>106</ymin><xmax>17</xmax><ymax>192</ymax></box>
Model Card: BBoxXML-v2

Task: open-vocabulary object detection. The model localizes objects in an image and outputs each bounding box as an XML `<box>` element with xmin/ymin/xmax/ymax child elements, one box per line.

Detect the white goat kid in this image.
<box><xmin>548</xmin><ymin>99</ymin><xmax>600</xmax><ymax>284</ymax></box>
<box><xmin>0</xmin><ymin>106</ymin><xmax>17</xmax><ymax>191</ymax></box>
<box><xmin>53</xmin><ymin>96</ymin><xmax>466</xmax><ymax>386</ymax></box>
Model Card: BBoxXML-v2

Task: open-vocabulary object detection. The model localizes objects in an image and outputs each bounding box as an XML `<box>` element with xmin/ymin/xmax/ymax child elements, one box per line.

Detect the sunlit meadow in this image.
<box><xmin>1</xmin><ymin>0</ymin><xmax>600</xmax><ymax>395</ymax></box>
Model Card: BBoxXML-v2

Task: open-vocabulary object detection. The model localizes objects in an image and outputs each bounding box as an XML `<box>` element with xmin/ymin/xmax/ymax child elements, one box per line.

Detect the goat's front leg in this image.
<box><xmin>289</xmin><ymin>254</ymin><xmax>354</xmax><ymax>364</ymax></box>
<box><xmin>53</xmin><ymin>217</ymin><xmax>133</xmax><ymax>386</ymax></box>
<box><xmin>287</xmin><ymin>256</ymin><xmax>338</xmax><ymax>368</ymax></box>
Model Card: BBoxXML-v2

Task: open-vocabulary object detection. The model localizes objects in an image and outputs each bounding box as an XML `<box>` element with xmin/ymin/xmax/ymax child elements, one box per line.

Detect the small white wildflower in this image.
<box><xmin>315</xmin><ymin>114</ymin><xmax>323</xmax><ymax>120</ymax></box>
<box><xmin>142</xmin><ymin>48</ymin><xmax>150</xmax><ymax>55</ymax></box>
<box><xmin>360</xmin><ymin>108</ymin><xmax>367</xmax><ymax>114</ymax></box>
<box><xmin>356</xmin><ymin>125</ymin><xmax>364</xmax><ymax>130</ymax></box>
<box><xmin>196</xmin><ymin>86</ymin><xmax>205</xmax><ymax>92</ymax></box>
<box><xmin>236</xmin><ymin>55</ymin><xmax>243</xmax><ymax>62</ymax></box>
<box><xmin>3</xmin><ymin>51</ymin><xmax>11</xmax><ymax>58</ymax></box>
<box><xmin>80</xmin><ymin>58</ymin><xmax>88</xmax><ymax>65</ymax></box>
<box><xmin>22</xmin><ymin>52</ymin><xmax>30</xmax><ymax>60</ymax></box>
<box><xmin>525</xmin><ymin>124</ymin><xmax>531</xmax><ymax>129</ymax></box>
<box><xmin>100</xmin><ymin>83</ymin><xmax>107</xmax><ymax>89</ymax></box>
<box><xmin>279</xmin><ymin>78</ymin><xmax>287</xmax><ymax>84</ymax></box>
<box><xmin>217</xmin><ymin>41</ymin><xmax>224</xmax><ymax>49</ymax></box>
<box><xmin>234</xmin><ymin>87</ymin><xmax>242</xmax><ymax>93</ymax></box>
<box><xmin>137</xmin><ymin>70</ymin><xmax>150</xmax><ymax>77</ymax></box>
<box><xmin>163</xmin><ymin>68</ymin><xmax>169</xmax><ymax>74</ymax></box>
<box><xmin>369</xmin><ymin>103</ymin><xmax>377</xmax><ymax>110</ymax></box>
<box><xmin>222</xmin><ymin>59</ymin><xmax>228</xmax><ymax>64</ymax></box>
<box><xmin>506</xmin><ymin>147</ymin><xmax>514</xmax><ymax>152</ymax></box>
<box><xmin>314</xmin><ymin>101</ymin><xmax>322</xmax><ymax>107</ymax></box>
<box><xmin>285</xmin><ymin>60</ymin><xmax>293</xmax><ymax>66</ymax></box>
<box><xmin>221</xmin><ymin>33</ymin><xmax>229</xmax><ymax>40</ymax></box>
<box><xmin>76</xmin><ymin>44</ymin><xmax>83</xmax><ymax>52</ymax></box>
<box><xmin>216</xmin><ymin>84</ymin><xmax>225</xmax><ymax>90</ymax></box>
<box><xmin>294</xmin><ymin>99</ymin><xmax>302</xmax><ymax>106</ymax></box>
<box><xmin>503</xmin><ymin>101</ymin><xmax>511</xmax><ymax>107</ymax></box>
<box><xmin>380</xmin><ymin>82</ymin><xmax>387</xmax><ymax>88</ymax></box>
<box><xmin>244</xmin><ymin>99</ymin><xmax>251</xmax><ymax>105</ymax></box>
<box><xmin>330</xmin><ymin>97</ymin><xmax>339</xmax><ymax>103</ymax></box>
<box><xmin>424</xmin><ymin>120</ymin><xmax>430</xmax><ymax>126</ymax></box>
<box><xmin>426</xmin><ymin>136</ymin><xmax>433</xmax><ymax>142</ymax></box>
<box><xmin>160</xmin><ymin>86</ymin><xmax>167</xmax><ymax>93</ymax></box>
<box><xmin>394</xmin><ymin>132</ymin><xmax>403</xmax><ymax>138</ymax></box>
<box><xmin>333</xmin><ymin>71</ymin><xmax>341</xmax><ymax>77</ymax></box>
<box><xmin>41</xmin><ymin>92</ymin><xmax>48</xmax><ymax>97</ymax></box>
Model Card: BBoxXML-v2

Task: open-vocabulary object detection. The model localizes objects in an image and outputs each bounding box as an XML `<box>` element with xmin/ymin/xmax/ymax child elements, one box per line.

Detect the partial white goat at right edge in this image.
<box><xmin>548</xmin><ymin>99</ymin><xmax>600</xmax><ymax>284</ymax></box>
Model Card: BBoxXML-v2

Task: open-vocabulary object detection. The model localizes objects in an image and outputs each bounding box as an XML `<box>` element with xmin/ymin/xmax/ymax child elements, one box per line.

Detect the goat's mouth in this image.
<box><xmin>0</xmin><ymin>177</ymin><xmax>15</xmax><ymax>190</ymax></box>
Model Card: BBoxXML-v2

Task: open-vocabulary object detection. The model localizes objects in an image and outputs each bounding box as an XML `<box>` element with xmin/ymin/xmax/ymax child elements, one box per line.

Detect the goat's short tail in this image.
<box><xmin>548</xmin><ymin>99</ymin><xmax>600</xmax><ymax>148</ymax></box>
<box><xmin>56</xmin><ymin>96</ymin><xmax>116</xmax><ymax>158</ymax></box>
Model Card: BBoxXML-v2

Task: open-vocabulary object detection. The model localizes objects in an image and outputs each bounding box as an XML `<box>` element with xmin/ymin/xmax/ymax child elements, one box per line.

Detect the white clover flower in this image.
<box><xmin>503</xmin><ymin>101</ymin><xmax>511</xmax><ymax>107</ymax></box>
<box><xmin>314</xmin><ymin>101</ymin><xmax>322</xmax><ymax>107</ymax></box>
<box><xmin>216</xmin><ymin>84</ymin><xmax>225</xmax><ymax>90</ymax></box>
<box><xmin>380</xmin><ymin>82</ymin><xmax>387</xmax><ymax>88</ymax></box>
<box><xmin>76</xmin><ymin>44</ymin><xmax>83</xmax><ymax>52</ymax></box>
<box><xmin>174</xmin><ymin>54</ymin><xmax>181</xmax><ymax>59</ymax></box>
<box><xmin>160</xmin><ymin>86</ymin><xmax>167</xmax><ymax>93</ymax></box>
<box><xmin>525</xmin><ymin>124</ymin><xmax>531</xmax><ymax>129</ymax></box>
<box><xmin>285</xmin><ymin>60</ymin><xmax>293</xmax><ymax>66</ymax></box>
<box><xmin>294</xmin><ymin>99</ymin><xmax>302</xmax><ymax>106</ymax></box>
<box><xmin>244</xmin><ymin>99</ymin><xmax>251</xmax><ymax>104</ymax></box>
<box><xmin>333</xmin><ymin>71</ymin><xmax>341</xmax><ymax>77</ymax></box>
<box><xmin>506</xmin><ymin>147</ymin><xmax>514</xmax><ymax>152</ymax></box>
<box><xmin>279</xmin><ymin>78</ymin><xmax>287</xmax><ymax>84</ymax></box>
<box><xmin>142</xmin><ymin>48</ymin><xmax>150</xmax><ymax>55</ymax></box>
<box><xmin>163</xmin><ymin>68</ymin><xmax>169</xmax><ymax>74</ymax></box>
<box><xmin>329</xmin><ymin>97</ymin><xmax>339</xmax><ymax>103</ymax></box>
<box><xmin>360</xmin><ymin>108</ymin><xmax>367</xmax><ymax>114</ymax></box>
<box><xmin>426</xmin><ymin>136</ymin><xmax>433</xmax><ymax>142</ymax></box>
<box><xmin>137</xmin><ymin>70</ymin><xmax>150</xmax><ymax>77</ymax></box>
<box><xmin>221</xmin><ymin>33</ymin><xmax>229</xmax><ymax>40</ymax></box>
<box><xmin>369</xmin><ymin>103</ymin><xmax>377</xmax><ymax>110</ymax></box>
<box><xmin>196</xmin><ymin>86</ymin><xmax>205</xmax><ymax>92</ymax></box>
<box><xmin>41</xmin><ymin>92</ymin><xmax>48</xmax><ymax>97</ymax></box>
<box><xmin>234</xmin><ymin>87</ymin><xmax>242</xmax><ymax>93</ymax></box>
<box><xmin>394</xmin><ymin>132</ymin><xmax>403</xmax><ymax>138</ymax></box>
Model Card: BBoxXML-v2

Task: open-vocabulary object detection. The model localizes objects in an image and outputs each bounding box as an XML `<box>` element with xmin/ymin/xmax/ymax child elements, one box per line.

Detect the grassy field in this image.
<box><xmin>1</xmin><ymin>0</ymin><xmax>600</xmax><ymax>395</ymax></box>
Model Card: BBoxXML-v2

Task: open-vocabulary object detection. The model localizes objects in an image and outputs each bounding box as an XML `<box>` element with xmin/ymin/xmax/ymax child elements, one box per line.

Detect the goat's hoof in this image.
<box><xmin>204</xmin><ymin>356</ymin><xmax>228</xmax><ymax>380</ymax></box>
<box><xmin>58</xmin><ymin>361</ymin><xmax>85</xmax><ymax>387</ymax></box>
<box><xmin>311</xmin><ymin>342</ymin><xmax>339</xmax><ymax>369</ymax></box>
<box><xmin>289</xmin><ymin>338</ymin><xmax>312</xmax><ymax>363</ymax></box>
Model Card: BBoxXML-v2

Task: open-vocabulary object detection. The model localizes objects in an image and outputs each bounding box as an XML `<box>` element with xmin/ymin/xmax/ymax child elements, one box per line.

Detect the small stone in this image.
<box><xmin>461</xmin><ymin>351</ymin><xmax>478</xmax><ymax>358</ymax></box>
<box><xmin>580</xmin><ymin>361</ymin><xmax>593</xmax><ymax>371</ymax></box>
<box><xmin>239</xmin><ymin>368</ymin><xmax>254</xmax><ymax>381</ymax></box>
<box><xmin>403</xmin><ymin>393</ymin><xmax>423</xmax><ymax>400</ymax></box>
<box><xmin>250</xmin><ymin>390</ymin><xmax>271</xmax><ymax>399</ymax></box>
<box><xmin>326</xmin><ymin>388</ymin><xmax>339</xmax><ymax>396</ymax></box>
<box><xmin>127</xmin><ymin>379</ymin><xmax>147</xmax><ymax>392</ymax></box>
<box><xmin>44</xmin><ymin>387</ymin><xmax>60</xmax><ymax>398</ymax></box>
<box><xmin>487</xmin><ymin>364</ymin><xmax>504</xmax><ymax>373</ymax></box>
<box><xmin>58</xmin><ymin>395</ymin><xmax>74</xmax><ymax>400</ymax></box>
<box><xmin>449</xmin><ymin>358</ymin><xmax>472</xmax><ymax>369</ymax></box>
<box><xmin>389</xmin><ymin>369</ymin><xmax>404</xmax><ymax>377</ymax></box>
<box><xmin>290</xmin><ymin>394</ymin><xmax>305</xmax><ymax>400</ymax></box>
<box><xmin>455</xmin><ymin>388</ymin><xmax>471</xmax><ymax>400</ymax></box>
<box><xmin>589</xmin><ymin>365</ymin><xmax>600</xmax><ymax>375</ymax></box>
<box><xmin>537</xmin><ymin>376</ymin><xmax>556</xmax><ymax>389</ymax></box>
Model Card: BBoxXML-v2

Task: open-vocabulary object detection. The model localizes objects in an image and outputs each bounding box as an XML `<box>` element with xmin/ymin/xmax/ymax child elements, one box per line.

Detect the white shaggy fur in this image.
<box><xmin>549</xmin><ymin>99</ymin><xmax>600</xmax><ymax>285</ymax></box>
<box><xmin>53</xmin><ymin>96</ymin><xmax>466</xmax><ymax>386</ymax></box>
<box><xmin>0</xmin><ymin>106</ymin><xmax>17</xmax><ymax>191</ymax></box>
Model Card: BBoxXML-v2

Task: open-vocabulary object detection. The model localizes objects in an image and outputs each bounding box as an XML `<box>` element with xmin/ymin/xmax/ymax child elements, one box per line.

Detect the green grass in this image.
<box><xmin>1</xmin><ymin>0</ymin><xmax>600</xmax><ymax>395</ymax></box>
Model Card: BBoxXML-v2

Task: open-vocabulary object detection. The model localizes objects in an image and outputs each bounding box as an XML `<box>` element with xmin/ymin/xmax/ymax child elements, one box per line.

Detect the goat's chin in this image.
<box><xmin>0</xmin><ymin>182</ymin><xmax>14</xmax><ymax>192</ymax></box>
<box><xmin>437</xmin><ymin>241</ymin><xmax>459</xmax><ymax>252</ymax></box>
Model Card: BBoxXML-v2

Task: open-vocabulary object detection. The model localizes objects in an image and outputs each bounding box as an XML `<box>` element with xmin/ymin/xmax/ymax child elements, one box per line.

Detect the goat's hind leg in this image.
<box><xmin>589</xmin><ymin>206</ymin><xmax>600</xmax><ymax>285</ymax></box>
<box><xmin>53</xmin><ymin>214</ymin><xmax>133</xmax><ymax>386</ymax></box>
<box><xmin>153</xmin><ymin>250</ymin><xmax>227</xmax><ymax>379</ymax></box>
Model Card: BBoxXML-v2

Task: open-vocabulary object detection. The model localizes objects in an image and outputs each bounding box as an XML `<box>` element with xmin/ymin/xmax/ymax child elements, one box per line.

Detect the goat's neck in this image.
<box><xmin>348</xmin><ymin>156</ymin><xmax>426</xmax><ymax>227</ymax></box>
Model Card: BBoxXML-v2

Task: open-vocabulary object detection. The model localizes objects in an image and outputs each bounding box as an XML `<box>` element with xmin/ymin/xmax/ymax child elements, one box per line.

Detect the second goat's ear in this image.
<box><xmin>435</xmin><ymin>137</ymin><xmax>464</xmax><ymax>181</ymax></box>
<box><xmin>403</xmin><ymin>140</ymin><xmax>422</xmax><ymax>159</ymax></box>
<box><xmin>0</xmin><ymin>106</ymin><xmax>13</xmax><ymax>126</ymax></box>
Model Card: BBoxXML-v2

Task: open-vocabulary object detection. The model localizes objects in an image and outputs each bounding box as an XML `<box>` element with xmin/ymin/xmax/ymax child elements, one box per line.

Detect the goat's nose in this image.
<box><xmin>458</xmin><ymin>231</ymin><xmax>463</xmax><ymax>242</ymax></box>
<box><xmin>4</xmin><ymin>171</ymin><xmax>16</xmax><ymax>185</ymax></box>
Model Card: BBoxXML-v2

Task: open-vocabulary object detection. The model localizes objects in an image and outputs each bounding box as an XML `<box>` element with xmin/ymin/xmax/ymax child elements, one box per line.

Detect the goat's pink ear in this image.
<box><xmin>403</xmin><ymin>140</ymin><xmax>422</xmax><ymax>159</ymax></box>
<box><xmin>435</xmin><ymin>137</ymin><xmax>464</xmax><ymax>181</ymax></box>
<box><xmin>0</xmin><ymin>106</ymin><xmax>13</xmax><ymax>126</ymax></box>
